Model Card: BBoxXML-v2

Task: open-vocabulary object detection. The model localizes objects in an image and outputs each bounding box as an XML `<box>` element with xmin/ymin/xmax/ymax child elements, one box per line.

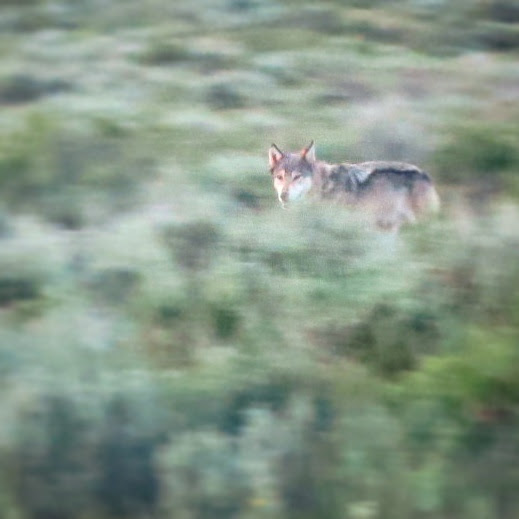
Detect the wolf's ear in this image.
<box><xmin>269</xmin><ymin>144</ymin><xmax>283</xmax><ymax>169</ymax></box>
<box><xmin>301</xmin><ymin>140</ymin><xmax>316</xmax><ymax>163</ymax></box>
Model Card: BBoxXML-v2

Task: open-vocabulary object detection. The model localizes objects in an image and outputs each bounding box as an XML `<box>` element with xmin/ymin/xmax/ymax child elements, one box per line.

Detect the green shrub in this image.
<box><xmin>160</xmin><ymin>431</ymin><xmax>251</xmax><ymax>519</ymax></box>
<box><xmin>0</xmin><ymin>75</ymin><xmax>71</xmax><ymax>104</ymax></box>
<box><xmin>8</xmin><ymin>393</ymin><xmax>99</xmax><ymax>519</ymax></box>
<box><xmin>0</xmin><ymin>0</ymin><xmax>41</xmax><ymax>4</ymax></box>
<box><xmin>86</xmin><ymin>267</ymin><xmax>141</xmax><ymax>306</ymax></box>
<box><xmin>434</xmin><ymin>122</ymin><xmax>519</xmax><ymax>194</ymax></box>
<box><xmin>3</xmin><ymin>379</ymin><xmax>168</xmax><ymax>519</ymax></box>
<box><xmin>161</xmin><ymin>221</ymin><xmax>221</xmax><ymax>271</ymax></box>
<box><xmin>96</xmin><ymin>396</ymin><xmax>162</xmax><ymax>518</ymax></box>
<box><xmin>396</xmin><ymin>329</ymin><xmax>519</xmax><ymax>517</ymax></box>
<box><xmin>206</xmin><ymin>83</ymin><xmax>246</xmax><ymax>110</ymax></box>
<box><xmin>138</xmin><ymin>40</ymin><xmax>191</xmax><ymax>65</ymax></box>
<box><xmin>0</xmin><ymin>278</ymin><xmax>40</xmax><ymax>306</ymax></box>
<box><xmin>0</xmin><ymin>114</ymin><xmax>156</xmax><ymax>222</ymax></box>
<box><xmin>0</xmin><ymin>229</ymin><xmax>56</xmax><ymax>309</ymax></box>
<box><xmin>314</xmin><ymin>302</ymin><xmax>439</xmax><ymax>376</ymax></box>
<box><xmin>474</xmin><ymin>20</ymin><xmax>519</xmax><ymax>50</ymax></box>
<box><xmin>476</xmin><ymin>0</ymin><xmax>519</xmax><ymax>23</ymax></box>
<box><xmin>210</xmin><ymin>302</ymin><xmax>241</xmax><ymax>340</ymax></box>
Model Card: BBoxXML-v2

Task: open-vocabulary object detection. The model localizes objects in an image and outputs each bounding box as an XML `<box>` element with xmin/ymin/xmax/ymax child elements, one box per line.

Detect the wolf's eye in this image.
<box><xmin>276</xmin><ymin>174</ymin><xmax>283</xmax><ymax>181</ymax></box>
<box><xmin>292</xmin><ymin>174</ymin><xmax>301</xmax><ymax>181</ymax></box>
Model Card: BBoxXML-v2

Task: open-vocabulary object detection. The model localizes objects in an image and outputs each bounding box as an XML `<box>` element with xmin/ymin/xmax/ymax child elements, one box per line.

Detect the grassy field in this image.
<box><xmin>1</xmin><ymin>1</ymin><xmax>519</xmax><ymax>518</ymax></box>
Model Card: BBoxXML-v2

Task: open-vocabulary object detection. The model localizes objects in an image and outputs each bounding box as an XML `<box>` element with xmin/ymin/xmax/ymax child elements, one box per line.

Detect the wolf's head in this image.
<box><xmin>269</xmin><ymin>141</ymin><xmax>316</xmax><ymax>207</ymax></box>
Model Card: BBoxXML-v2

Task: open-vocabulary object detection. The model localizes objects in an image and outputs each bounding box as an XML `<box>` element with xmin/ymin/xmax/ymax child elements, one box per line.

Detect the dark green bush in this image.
<box><xmin>407</xmin><ymin>0</ymin><xmax>519</xmax><ymax>52</ymax></box>
<box><xmin>475</xmin><ymin>21</ymin><xmax>519</xmax><ymax>50</ymax></box>
<box><xmin>161</xmin><ymin>221</ymin><xmax>221</xmax><ymax>271</ymax></box>
<box><xmin>87</xmin><ymin>268</ymin><xmax>141</xmax><ymax>305</ymax></box>
<box><xmin>206</xmin><ymin>84</ymin><xmax>246</xmax><ymax>110</ymax></box>
<box><xmin>0</xmin><ymin>212</ymin><xmax>10</xmax><ymax>237</ymax></box>
<box><xmin>96</xmin><ymin>397</ymin><xmax>162</xmax><ymax>517</ymax></box>
<box><xmin>5</xmin><ymin>385</ymin><xmax>168</xmax><ymax>519</ymax></box>
<box><xmin>0</xmin><ymin>75</ymin><xmax>71</xmax><ymax>104</ymax></box>
<box><xmin>0</xmin><ymin>278</ymin><xmax>40</xmax><ymax>306</ymax></box>
<box><xmin>161</xmin><ymin>432</ymin><xmax>251</xmax><ymax>519</ymax></box>
<box><xmin>9</xmin><ymin>394</ymin><xmax>98</xmax><ymax>519</ymax></box>
<box><xmin>211</xmin><ymin>303</ymin><xmax>241</xmax><ymax>339</ymax></box>
<box><xmin>138</xmin><ymin>40</ymin><xmax>191</xmax><ymax>65</ymax></box>
<box><xmin>477</xmin><ymin>0</ymin><xmax>519</xmax><ymax>23</ymax></box>
<box><xmin>315</xmin><ymin>303</ymin><xmax>440</xmax><ymax>376</ymax></box>
<box><xmin>221</xmin><ymin>377</ymin><xmax>292</xmax><ymax>434</ymax></box>
<box><xmin>0</xmin><ymin>114</ymin><xmax>156</xmax><ymax>221</ymax></box>
<box><xmin>0</xmin><ymin>0</ymin><xmax>41</xmax><ymax>5</ymax></box>
<box><xmin>434</xmin><ymin>122</ymin><xmax>519</xmax><ymax>193</ymax></box>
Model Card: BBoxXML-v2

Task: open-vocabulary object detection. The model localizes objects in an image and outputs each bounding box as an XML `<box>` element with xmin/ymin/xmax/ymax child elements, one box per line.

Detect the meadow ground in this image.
<box><xmin>1</xmin><ymin>1</ymin><xmax>519</xmax><ymax>518</ymax></box>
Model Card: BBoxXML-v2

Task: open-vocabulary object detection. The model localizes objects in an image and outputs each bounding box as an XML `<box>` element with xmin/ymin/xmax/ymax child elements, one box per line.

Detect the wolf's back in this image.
<box><xmin>354</xmin><ymin>162</ymin><xmax>440</xmax><ymax>221</ymax></box>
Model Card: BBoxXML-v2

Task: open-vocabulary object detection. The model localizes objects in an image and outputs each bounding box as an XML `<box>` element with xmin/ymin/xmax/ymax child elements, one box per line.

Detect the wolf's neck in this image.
<box><xmin>311</xmin><ymin>161</ymin><xmax>359</xmax><ymax>197</ymax></box>
<box><xmin>314</xmin><ymin>160</ymin><xmax>354</xmax><ymax>175</ymax></box>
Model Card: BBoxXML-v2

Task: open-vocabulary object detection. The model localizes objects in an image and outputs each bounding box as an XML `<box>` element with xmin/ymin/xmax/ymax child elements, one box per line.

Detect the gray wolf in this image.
<box><xmin>269</xmin><ymin>141</ymin><xmax>440</xmax><ymax>231</ymax></box>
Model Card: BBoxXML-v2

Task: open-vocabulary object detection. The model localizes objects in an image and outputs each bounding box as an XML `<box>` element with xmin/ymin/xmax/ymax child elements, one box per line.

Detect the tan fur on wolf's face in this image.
<box><xmin>273</xmin><ymin>170</ymin><xmax>313</xmax><ymax>204</ymax></box>
<box><xmin>269</xmin><ymin>142</ymin><xmax>314</xmax><ymax>206</ymax></box>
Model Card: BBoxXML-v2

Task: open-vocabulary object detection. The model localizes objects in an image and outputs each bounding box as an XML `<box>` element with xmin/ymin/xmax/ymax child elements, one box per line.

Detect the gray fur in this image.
<box><xmin>269</xmin><ymin>144</ymin><xmax>440</xmax><ymax>231</ymax></box>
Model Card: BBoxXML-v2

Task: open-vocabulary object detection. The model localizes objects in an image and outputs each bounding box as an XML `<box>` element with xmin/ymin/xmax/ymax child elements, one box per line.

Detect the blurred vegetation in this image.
<box><xmin>0</xmin><ymin>0</ymin><xmax>518</xmax><ymax>518</ymax></box>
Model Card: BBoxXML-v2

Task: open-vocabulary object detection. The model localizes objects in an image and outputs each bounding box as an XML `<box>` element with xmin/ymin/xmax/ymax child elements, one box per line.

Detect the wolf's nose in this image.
<box><xmin>280</xmin><ymin>191</ymin><xmax>288</xmax><ymax>202</ymax></box>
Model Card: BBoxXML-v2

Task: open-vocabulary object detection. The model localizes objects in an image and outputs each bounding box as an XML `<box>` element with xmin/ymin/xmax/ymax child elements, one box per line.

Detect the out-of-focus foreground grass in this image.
<box><xmin>1</xmin><ymin>1</ymin><xmax>519</xmax><ymax>518</ymax></box>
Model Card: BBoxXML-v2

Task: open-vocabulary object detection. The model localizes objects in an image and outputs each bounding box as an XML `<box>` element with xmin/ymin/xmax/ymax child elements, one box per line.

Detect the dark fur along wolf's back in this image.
<box><xmin>269</xmin><ymin>142</ymin><xmax>440</xmax><ymax>231</ymax></box>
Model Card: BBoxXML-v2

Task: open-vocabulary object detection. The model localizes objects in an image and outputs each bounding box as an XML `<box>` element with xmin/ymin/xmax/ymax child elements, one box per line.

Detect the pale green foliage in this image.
<box><xmin>0</xmin><ymin>0</ymin><xmax>518</xmax><ymax>518</ymax></box>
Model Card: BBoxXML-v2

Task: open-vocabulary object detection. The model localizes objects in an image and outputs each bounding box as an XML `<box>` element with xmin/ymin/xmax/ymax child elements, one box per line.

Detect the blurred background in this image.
<box><xmin>1</xmin><ymin>0</ymin><xmax>519</xmax><ymax>518</ymax></box>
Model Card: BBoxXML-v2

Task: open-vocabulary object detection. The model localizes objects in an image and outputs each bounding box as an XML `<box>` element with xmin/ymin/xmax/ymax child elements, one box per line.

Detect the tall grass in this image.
<box><xmin>0</xmin><ymin>0</ymin><xmax>518</xmax><ymax>518</ymax></box>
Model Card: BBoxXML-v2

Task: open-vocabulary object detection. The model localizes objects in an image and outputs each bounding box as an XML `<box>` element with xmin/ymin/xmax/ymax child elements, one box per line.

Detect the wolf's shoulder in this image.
<box><xmin>322</xmin><ymin>162</ymin><xmax>396</xmax><ymax>185</ymax></box>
